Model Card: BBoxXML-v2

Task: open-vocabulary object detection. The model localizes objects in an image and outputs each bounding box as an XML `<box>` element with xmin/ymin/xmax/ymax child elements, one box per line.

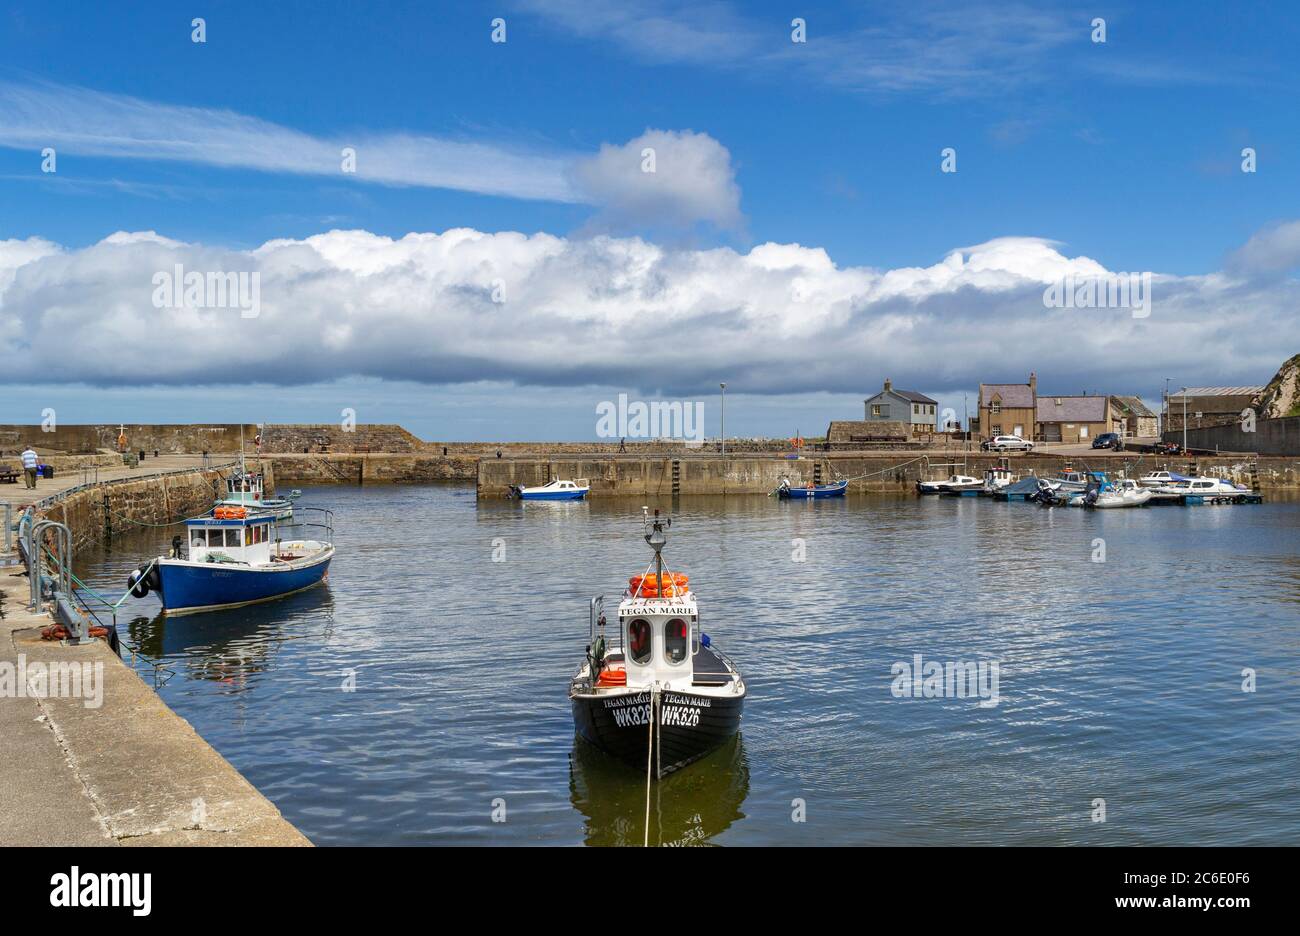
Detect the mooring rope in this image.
<box><xmin>644</xmin><ymin>685</ymin><xmax>659</xmax><ymax>848</ymax></box>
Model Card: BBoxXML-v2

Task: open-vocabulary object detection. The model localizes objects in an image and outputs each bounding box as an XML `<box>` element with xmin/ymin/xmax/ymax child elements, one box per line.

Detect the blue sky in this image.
<box><xmin>1</xmin><ymin>1</ymin><xmax>1297</xmax><ymax>439</ymax></box>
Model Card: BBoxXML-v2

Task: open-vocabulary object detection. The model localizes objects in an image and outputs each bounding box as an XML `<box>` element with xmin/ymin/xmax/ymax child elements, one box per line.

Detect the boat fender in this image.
<box><xmin>128</xmin><ymin>565</ymin><xmax>151</xmax><ymax>599</ymax></box>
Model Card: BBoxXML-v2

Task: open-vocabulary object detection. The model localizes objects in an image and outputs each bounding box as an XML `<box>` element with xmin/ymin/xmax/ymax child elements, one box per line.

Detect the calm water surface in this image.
<box><xmin>76</xmin><ymin>485</ymin><xmax>1300</xmax><ymax>845</ymax></box>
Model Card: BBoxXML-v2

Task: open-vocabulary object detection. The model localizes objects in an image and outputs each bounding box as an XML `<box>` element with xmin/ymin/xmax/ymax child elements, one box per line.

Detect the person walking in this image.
<box><xmin>20</xmin><ymin>445</ymin><xmax>38</xmax><ymax>489</ymax></box>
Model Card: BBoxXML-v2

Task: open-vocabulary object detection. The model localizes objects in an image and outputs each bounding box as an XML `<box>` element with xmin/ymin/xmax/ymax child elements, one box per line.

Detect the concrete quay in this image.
<box><xmin>1</xmin><ymin>462</ymin><xmax>309</xmax><ymax>847</ymax></box>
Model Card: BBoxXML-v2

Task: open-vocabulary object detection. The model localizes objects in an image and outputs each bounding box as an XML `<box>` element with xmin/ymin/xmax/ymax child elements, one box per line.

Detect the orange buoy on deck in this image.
<box><xmin>596</xmin><ymin>667</ymin><xmax>626</xmax><ymax>686</ymax></box>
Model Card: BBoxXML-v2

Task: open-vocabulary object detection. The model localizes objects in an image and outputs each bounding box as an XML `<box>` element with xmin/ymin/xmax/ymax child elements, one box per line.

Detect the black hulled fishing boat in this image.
<box><xmin>570</xmin><ymin>510</ymin><xmax>745</xmax><ymax>779</ymax></box>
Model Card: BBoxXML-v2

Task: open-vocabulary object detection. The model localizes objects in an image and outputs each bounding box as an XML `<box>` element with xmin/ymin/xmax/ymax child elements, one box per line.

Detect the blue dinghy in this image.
<box><xmin>776</xmin><ymin>478</ymin><xmax>848</xmax><ymax>499</ymax></box>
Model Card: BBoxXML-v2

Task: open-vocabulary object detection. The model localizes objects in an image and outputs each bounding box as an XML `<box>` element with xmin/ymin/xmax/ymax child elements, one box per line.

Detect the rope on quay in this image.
<box><xmin>829</xmin><ymin>453</ymin><xmax>932</xmax><ymax>484</ymax></box>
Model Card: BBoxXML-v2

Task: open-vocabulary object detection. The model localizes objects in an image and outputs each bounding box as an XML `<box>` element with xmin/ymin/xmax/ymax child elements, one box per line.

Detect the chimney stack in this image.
<box><xmin>884</xmin><ymin>378</ymin><xmax>893</xmax><ymax>393</ymax></box>
<box><xmin>1029</xmin><ymin>371</ymin><xmax>1038</xmax><ymax>397</ymax></box>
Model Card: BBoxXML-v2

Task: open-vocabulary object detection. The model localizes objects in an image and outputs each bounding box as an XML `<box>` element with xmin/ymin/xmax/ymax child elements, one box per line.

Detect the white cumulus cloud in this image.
<box><xmin>0</xmin><ymin>228</ymin><xmax>1292</xmax><ymax>397</ymax></box>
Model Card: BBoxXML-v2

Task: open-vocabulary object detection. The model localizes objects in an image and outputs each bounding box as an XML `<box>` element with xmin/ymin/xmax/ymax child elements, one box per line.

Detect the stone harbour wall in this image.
<box><xmin>36</xmin><ymin>464</ymin><xmax>258</xmax><ymax>552</ymax></box>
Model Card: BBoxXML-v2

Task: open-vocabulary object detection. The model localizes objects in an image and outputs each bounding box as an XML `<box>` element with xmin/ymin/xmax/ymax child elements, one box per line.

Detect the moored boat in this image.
<box><xmin>217</xmin><ymin>467</ymin><xmax>295</xmax><ymax>520</ymax></box>
<box><xmin>127</xmin><ymin>506</ymin><xmax>334</xmax><ymax>615</ymax></box>
<box><xmin>508</xmin><ymin>477</ymin><xmax>590</xmax><ymax>500</ymax></box>
<box><xmin>1085</xmin><ymin>479</ymin><xmax>1153</xmax><ymax>508</ymax></box>
<box><xmin>570</xmin><ymin>511</ymin><xmax>745</xmax><ymax>779</ymax></box>
<box><xmin>1156</xmin><ymin>477</ymin><xmax>1251</xmax><ymax>504</ymax></box>
<box><xmin>776</xmin><ymin>477</ymin><xmax>848</xmax><ymax>498</ymax></box>
<box><xmin>918</xmin><ymin>474</ymin><xmax>981</xmax><ymax>494</ymax></box>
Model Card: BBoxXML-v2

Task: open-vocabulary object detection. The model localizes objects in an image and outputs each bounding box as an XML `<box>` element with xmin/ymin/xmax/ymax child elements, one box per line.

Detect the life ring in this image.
<box><xmin>596</xmin><ymin>668</ymin><xmax>626</xmax><ymax>686</ymax></box>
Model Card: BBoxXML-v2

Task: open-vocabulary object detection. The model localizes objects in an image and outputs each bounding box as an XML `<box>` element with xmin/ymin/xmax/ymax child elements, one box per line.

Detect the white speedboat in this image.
<box><xmin>1085</xmin><ymin>479</ymin><xmax>1152</xmax><ymax>508</ymax></box>
<box><xmin>1156</xmin><ymin>477</ymin><xmax>1250</xmax><ymax>504</ymax></box>
<box><xmin>1138</xmin><ymin>470</ymin><xmax>1189</xmax><ymax>488</ymax></box>
<box><xmin>508</xmin><ymin>478</ymin><xmax>590</xmax><ymax>500</ymax></box>
<box><xmin>918</xmin><ymin>474</ymin><xmax>982</xmax><ymax>494</ymax></box>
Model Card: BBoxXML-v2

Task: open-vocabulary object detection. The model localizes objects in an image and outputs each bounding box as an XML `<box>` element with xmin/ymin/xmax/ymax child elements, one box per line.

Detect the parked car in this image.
<box><xmin>981</xmin><ymin>435</ymin><xmax>1034</xmax><ymax>452</ymax></box>
<box><xmin>1091</xmin><ymin>432</ymin><xmax>1122</xmax><ymax>450</ymax></box>
<box><xmin>1153</xmin><ymin>440</ymin><xmax>1183</xmax><ymax>455</ymax></box>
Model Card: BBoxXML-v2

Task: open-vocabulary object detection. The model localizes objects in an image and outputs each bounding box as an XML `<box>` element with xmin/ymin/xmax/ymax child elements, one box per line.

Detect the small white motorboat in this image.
<box><xmin>508</xmin><ymin>477</ymin><xmax>590</xmax><ymax>500</ymax></box>
<box><xmin>1085</xmin><ymin>479</ymin><xmax>1153</xmax><ymax>508</ymax></box>
<box><xmin>918</xmin><ymin>474</ymin><xmax>981</xmax><ymax>494</ymax></box>
<box><xmin>1138</xmin><ymin>470</ymin><xmax>1189</xmax><ymax>488</ymax></box>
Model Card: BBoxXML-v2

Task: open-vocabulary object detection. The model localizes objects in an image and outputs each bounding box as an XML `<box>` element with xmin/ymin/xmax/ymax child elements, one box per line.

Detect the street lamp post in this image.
<box><xmin>720</xmin><ymin>382</ymin><xmax>727</xmax><ymax>456</ymax></box>
<box><xmin>1181</xmin><ymin>386</ymin><xmax>1188</xmax><ymax>453</ymax></box>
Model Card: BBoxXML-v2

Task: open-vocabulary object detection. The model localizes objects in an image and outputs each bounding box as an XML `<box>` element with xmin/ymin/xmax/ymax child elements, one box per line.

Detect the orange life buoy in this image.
<box><xmin>596</xmin><ymin>667</ymin><xmax>626</xmax><ymax>686</ymax></box>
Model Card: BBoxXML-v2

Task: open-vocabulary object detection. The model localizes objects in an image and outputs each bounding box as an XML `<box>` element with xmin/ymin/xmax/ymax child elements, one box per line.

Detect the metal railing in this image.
<box><xmin>273</xmin><ymin>506</ymin><xmax>335</xmax><ymax>546</ymax></box>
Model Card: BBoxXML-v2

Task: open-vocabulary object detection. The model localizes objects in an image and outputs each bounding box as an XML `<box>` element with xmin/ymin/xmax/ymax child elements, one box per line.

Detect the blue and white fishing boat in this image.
<box><xmin>508</xmin><ymin>478</ymin><xmax>590</xmax><ymax>500</ymax></box>
<box><xmin>127</xmin><ymin>506</ymin><xmax>334</xmax><ymax>615</ymax></box>
<box><xmin>775</xmin><ymin>477</ymin><xmax>848</xmax><ymax>499</ymax></box>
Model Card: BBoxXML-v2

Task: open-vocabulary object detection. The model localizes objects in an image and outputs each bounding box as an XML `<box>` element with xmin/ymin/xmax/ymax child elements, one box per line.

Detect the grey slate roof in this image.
<box><xmin>1113</xmin><ymin>395</ymin><xmax>1156</xmax><ymax>417</ymax></box>
<box><xmin>894</xmin><ymin>389</ymin><xmax>937</xmax><ymax>405</ymax></box>
<box><xmin>1036</xmin><ymin>395</ymin><xmax>1109</xmax><ymax>423</ymax></box>
<box><xmin>980</xmin><ymin>383</ymin><xmax>1035</xmax><ymax>408</ymax></box>
<box><xmin>1168</xmin><ymin>386</ymin><xmax>1264</xmax><ymax>399</ymax></box>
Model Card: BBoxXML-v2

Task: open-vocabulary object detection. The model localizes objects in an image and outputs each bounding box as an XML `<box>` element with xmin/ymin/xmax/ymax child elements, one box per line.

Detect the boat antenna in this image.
<box><xmin>644</xmin><ymin>508</ymin><xmax>670</xmax><ymax>586</ymax></box>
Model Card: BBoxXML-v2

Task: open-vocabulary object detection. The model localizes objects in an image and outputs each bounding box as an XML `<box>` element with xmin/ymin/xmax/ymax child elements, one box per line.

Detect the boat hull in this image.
<box><xmin>778</xmin><ymin>481</ymin><xmax>847</xmax><ymax>499</ymax></box>
<box><xmin>517</xmin><ymin>488</ymin><xmax>588</xmax><ymax>500</ymax></box>
<box><xmin>572</xmin><ymin>688</ymin><xmax>744</xmax><ymax>778</ymax></box>
<box><xmin>155</xmin><ymin>551</ymin><xmax>332</xmax><ymax>615</ymax></box>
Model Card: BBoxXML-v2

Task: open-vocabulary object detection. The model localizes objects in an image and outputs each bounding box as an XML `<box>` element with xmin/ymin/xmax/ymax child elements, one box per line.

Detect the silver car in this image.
<box><xmin>983</xmin><ymin>435</ymin><xmax>1034</xmax><ymax>451</ymax></box>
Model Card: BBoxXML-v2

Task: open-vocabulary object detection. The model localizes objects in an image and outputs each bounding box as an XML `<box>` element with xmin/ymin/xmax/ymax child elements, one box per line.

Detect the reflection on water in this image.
<box><xmin>570</xmin><ymin>735</ymin><xmax>750</xmax><ymax>847</ymax></box>
<box><xmin>73</xmin><ymin>485</ymin><xmax>1300</xmax><ymax>846</ymax></box>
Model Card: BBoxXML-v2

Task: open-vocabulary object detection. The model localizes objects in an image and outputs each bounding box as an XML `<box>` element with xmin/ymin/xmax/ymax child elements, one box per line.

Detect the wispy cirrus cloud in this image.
<box><xmin>0</xmin><ymin>81</ymin><xmax>745</xmax><ymax>231</ymax></box>
<box><xmin>515</xmin><ymin>0</ymin><xmax>1247</xmax><ymax>97</ymax></box>
<box><xmin>0</xmin><ymin>80</ymin><xmax>584</xmax><ymax>202</ymax></box>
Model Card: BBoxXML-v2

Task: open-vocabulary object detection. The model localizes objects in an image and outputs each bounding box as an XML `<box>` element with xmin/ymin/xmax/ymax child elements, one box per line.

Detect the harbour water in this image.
<box><xmin>75</xmin><ymin>485</ymin><xmax>1300</xmax><ymax>845</ymax></box>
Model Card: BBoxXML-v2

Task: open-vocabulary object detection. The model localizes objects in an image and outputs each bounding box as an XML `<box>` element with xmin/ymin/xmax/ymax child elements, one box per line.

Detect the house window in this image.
<box><xmin>872</xmin><ymin>404</ymin><xmax>888</xmax><ymax>417</ymax></box>
<box><xmin>991</xmin><ymin>425</ymin><xmax>1002</xmax><ymax>436</ymax></box>
<box><xmin>990</xmin><ymin>402</ymin><xmax>1001</xmax><ymax>414</ymax></box>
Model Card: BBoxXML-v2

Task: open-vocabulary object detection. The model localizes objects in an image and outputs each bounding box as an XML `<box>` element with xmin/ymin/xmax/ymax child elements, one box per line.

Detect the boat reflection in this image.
<box><xmin>123</xmin><ymin>587</ymin><xmax>335</xmax><ymax>692</ymax></box>
<box><xmin>569</xmin><ymin>733</ymin><xmax>750</xmax><ymax>846</ymax></box>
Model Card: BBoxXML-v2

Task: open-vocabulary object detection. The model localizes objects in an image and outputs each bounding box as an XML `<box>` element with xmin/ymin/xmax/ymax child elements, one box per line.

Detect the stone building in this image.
<box><xmin>977</xmin><ymin>373</ymin><xmax>1037</xmax><ymax>440</ymax></box>
<box><xmin>1111</xmin><ymin>396</ymin><xmax>1159</xmax><ymax>438</ymax></box>
<box><xmin>1165</xmin><ymin>387</ymin><xmax>1265</xmax><ymax>433</ymax></box>
<box><xmin>863</xmin><ymin>379</ymin><xmax>938</xmax><ymax>433</ymax></box>
<box><xmin>1035</xmin><ymin>395</ymin><xmax>1122</xmax><ymax>444</ymax></box>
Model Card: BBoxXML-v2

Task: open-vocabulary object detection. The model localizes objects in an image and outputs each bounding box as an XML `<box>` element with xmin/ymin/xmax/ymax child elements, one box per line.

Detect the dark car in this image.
<box><xmin>1091</xmin><ymin>432</ymin><xmax>1122</xmax><ymax>450</ymax></box>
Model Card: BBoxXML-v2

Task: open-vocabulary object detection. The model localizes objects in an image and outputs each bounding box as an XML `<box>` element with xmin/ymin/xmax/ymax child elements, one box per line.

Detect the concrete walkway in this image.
<box><xmin>0</xmin><ymin>454</ymin><xmax>212</xmax><ymax>510</ymax></box>
<box><xmin>0</xmin><ymin>470</ymin><xmax>310</xmax><ymax>846</ymax></box>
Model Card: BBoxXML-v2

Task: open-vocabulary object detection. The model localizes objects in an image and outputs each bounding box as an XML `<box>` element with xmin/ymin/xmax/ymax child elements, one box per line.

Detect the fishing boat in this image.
<box><xmin>775</xmin><ymin>477</ymin><xmax>848</xmax><ymax>499</ymax></box>
<box><xmin>570</xmin><ymin>511</ymin><xmax>745</xmax><ymax>779</ymax></box>
<box><xmin>981</xmin><ymin>467</ymin><xmax>1018</xmax><ymax>494</ymax></box>
<box><xmin>1084</xmin><ymin>479</ymin><xmax>1152</xmax><ymax>508</ymax></box>
<box><xmin>127</xmin><ymin>505</ymin><xmax>334</xmax><ymax>615</ymax></box>
<box><xmin>508</xmin><ymin>478</ymin><xmax>590</xmax><ymax>500</ymax></box>
<box><xmin>217</xmin><ymin>467</ymin><xmax>296</xmax><ymax>520</ymax></box>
